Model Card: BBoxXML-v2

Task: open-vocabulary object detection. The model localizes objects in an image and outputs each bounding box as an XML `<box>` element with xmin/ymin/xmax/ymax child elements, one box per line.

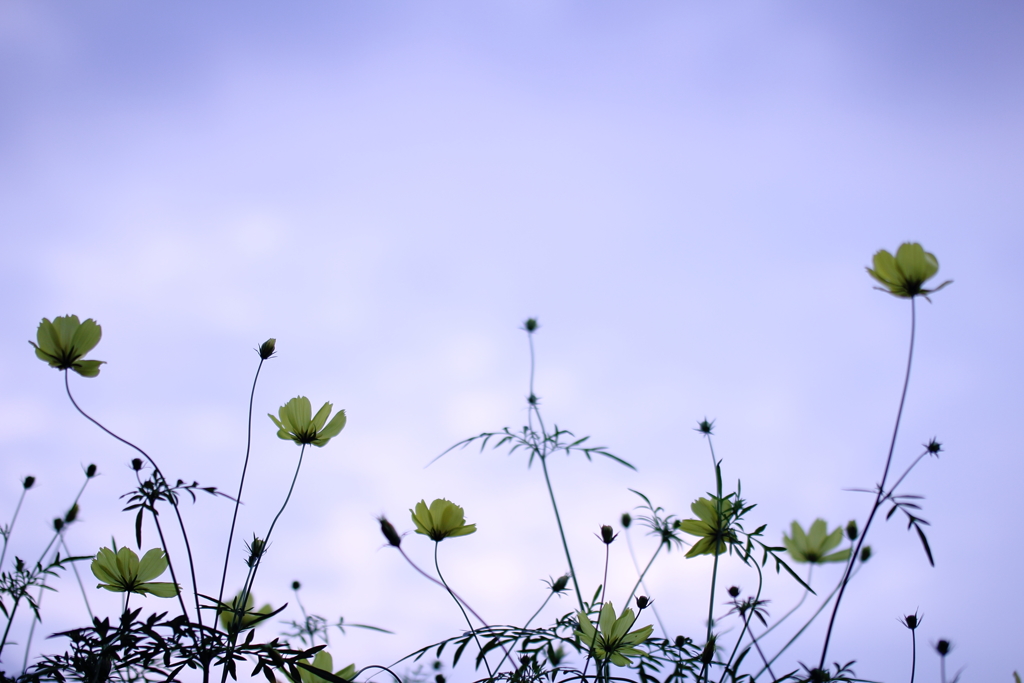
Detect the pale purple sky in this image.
<box><xmin>2</xmin><ymin>2</ymin><xmax>1022</xmax><ymax>681</ymax></box>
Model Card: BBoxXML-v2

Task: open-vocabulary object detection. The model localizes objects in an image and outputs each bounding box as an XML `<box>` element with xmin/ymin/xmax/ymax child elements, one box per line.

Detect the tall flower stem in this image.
<box><xmin>624</xmin><ymin>529</ymin><xmax>668</xmax><ymax>638</ymax></box>
<box><xmin>539</xmin><ymin>453</ymin><xmax>585</xmax><ymax>614</ymax></box>
<box><xmin>525</xmin><ymin>328</ymin><xmax>585</xmax><ymax>614</ymax></box>
<box><xmin>217</xmin><ymin>357</ymin><xmax>265</xmax><ymax>614</ymax></box>
<box><xmin>909</xmin><ymin>629</ymin><xmax>917</xmax><ymax>683</ymax></box>
<box><xmin>819</xmin><ymin>298</ymin><xmax>916</xmax><ymax>671</ymax></box>
<box><xmin>63</xmin><ymin>372</ymin><xmax>201</xmax><ymax>625</ymax></box>
<box><xmin>220</xmin><ymin>444</ymin><xmax>306</xmax><ymax>683</ymax></box>
<box><xmin>0</xmin><ymin>485</ymin><xmax>30</xmax><ymax>570</ymax></box>
<box><xmin>433</xmin><ymin>543</ymin><xmax>494</xmax><ymax>679</ymax></box>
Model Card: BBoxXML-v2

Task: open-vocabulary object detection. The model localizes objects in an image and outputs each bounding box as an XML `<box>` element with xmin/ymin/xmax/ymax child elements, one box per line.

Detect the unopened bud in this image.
<box><xmin>860</xmin><ymin>546</ymin><xmax>872</xmax><ymax>562</ymax></box>
<box><xmin>599</xmin><ymin>525</ymin><xmax>617</xmax><ymax>545</ymax></box>
<box><xmin>258</xmin><ymin>338</ymin><xmax>277</xmax><ymax>360</ymax></box>
<box><xmin>674</xmin><ymin>635</ymin><xmax>688</xmax><ymax>649</ymax></box>
<box><xmin>621</xmin><ymin>512</ymin><xmax>631</xmax><ymax>528</ymax></box>
<box><xmin>902</xmin><ymin>613</ymin><xmax>920</xmax><ymax>630</ymax></box>
<box><xmin>635</xmin><ymin>595</ymin><xmax>651</xmax><ymax>610</ymax></box>
<box><xmin>22</xmin><ymin>476</ymin><xmax>35</xmax><ymax>489</ymax></box>
<box><xmin>379</xmin><ymin>516</ymin><xmax>402</xmax><ymax>548</ymax></box>
<box><xmin>935</xmin><ymin>639</ymin><xmax>952</xmax><ymax>656</ymax></box>
<box><xmin>53</xmin><ymin>518</ymin><xmax>64</xmax><ymax>532</ymax></box>
<box><xmin>700</xmin><ymin>637</ymin><xmax>716</xmax><ymax>666</ymax></box>
<box><xmin>846</xmin><ymin>520</ymin><xmax>858</xmax><ymax>541</ymax></box>
<box><xmin>64</xmin><ymin>503</ymin><xmax>79</xmax><ymax>523</ymax></box>
<box><xmin>551</xmin><ymin>574</ymin><xmax>569</xmax><ymax>593</ymax></box>
<box><xmin>434</xmin><ymin>675</ymin><xmax>445</xmax><ymax>683</ymax></box>
<box><xmin>86</xmin><ymin>464</ymin><xmax>98</xmax><ymax>478</ymax></box>
<box><xmin>523</xmin><ymin>318</ymin><xmax>538</xmax><ymax>332</ymax></box>
<box><xmin>131</xmin><ymin>458</ymin><xmax>143</xmax><ymax>471</ymax></box>
<box><xmin>291</xmin><ymin>581</ymin><xmax>301</xmax><ymax>591</ymax></box>
<box><xmin>728</xmin><ymin>586</ymin><xmax>740</xmax><ymax>598</ymax></box>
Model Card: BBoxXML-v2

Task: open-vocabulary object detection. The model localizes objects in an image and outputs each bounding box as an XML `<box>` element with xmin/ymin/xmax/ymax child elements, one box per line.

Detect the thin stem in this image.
<box><xmin>1</xmin><ymin>486</ymin><xmax>30</xmax><ymax>569</ymax></box>
<box><xmin>217</xmin><ymin>358</ymin><xmax>265</xmax><ymax>614</ymax></box>
<box><xmin>492</xmin><ymin>590</ymin><xmax>555</xmax><ymax>673</ymax></box>
<box><xmin>60</xmin><ymin>536</ymin><xmax>94</xmax><ymax>621</ymax></box>
<box><xmin>718</xmin><ymin>558</ymin><xmax>771</xmax><ymax>683</ymax></box>
<box><xmin>909</xmin><ymin>629</ymin><xmax>917</xmax><ymax>683</ymax></box>
<box><xmin>754</xmin><ymin>563</ymin><xmax>865</xmax><ymax>681</ymax></box>
<box><xmin>539</xmin><ymin>453</ymin><xmax>585</xmax><ymax>614</ymax></box>
<box><xmin>624</xmin><ymin>542</ymin><xmax>662</xmax><ymax>608</ymax></box>
<box><xmin>599</xmin><ymin>544</ymin><xmax>610</xmax><ymax>609</ymax></box>
<box><xmin>239</xmin><ymin>444</ymin><xmax>305</xmax><ymax>621</ymax></box>
<box><xmin>819</xmin><ymin>298</ymin><xmax>916</xmax><ymax>670</ymax></box>
<box><xmin>750</xmin><ymin>564</ymin><xmax>812</xmax><ymax>642</ymax></box>
<box><xmin>64</xmin><ymin>372</ymin><xmax>203</xmax><ymax>625</ymax></box>
<box><xmin>624</xmin><ymin>528</ymin><xmax>669</xmax><ymax>639</ymax></box>
<box><xmin>434</xmin><ymin>543</ymin><xmax>493</xmax><ymax>679</ymax></box>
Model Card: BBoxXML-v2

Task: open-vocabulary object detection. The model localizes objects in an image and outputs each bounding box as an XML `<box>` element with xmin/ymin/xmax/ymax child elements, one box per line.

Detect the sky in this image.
<box><xmin>1</xmin><ymin>1</ymin><xmax>1023</xmax><ymax>681</ymax></box>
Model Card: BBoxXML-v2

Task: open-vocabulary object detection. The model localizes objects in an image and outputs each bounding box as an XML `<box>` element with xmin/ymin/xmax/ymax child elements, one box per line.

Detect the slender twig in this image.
<box><xmin>819</xmin><ymin>299</ymin><xmax>916</xmax><ymax>670</ymax></box>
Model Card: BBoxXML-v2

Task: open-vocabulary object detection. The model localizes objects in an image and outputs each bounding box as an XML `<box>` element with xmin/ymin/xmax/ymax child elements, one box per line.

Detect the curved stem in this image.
<box><xmin>751</xmin><ymin>564</ymin><xmax>812</xmax><ymax>642</ymax></box>
<box><xmin>218</xmin><ymin>357</ymin><xmax>265</xmax><ymax>615</ymax></box>
<box><xmin>434</xmin><ymin>543</ymin><xmax>494</xmax><ymax>679</ymax></box>
<box><xmin>754</xmin><ymin>563</ymin><xmax>864</xmax><ymax>681</ymax></box>
<box><xmin>819</xmin><ymin>298</ymin><xmax>916</xmax><ymax>670</ymax></box>
<box><xmin>64</xmin><ymin>372</ymin><xmax>202</xmax><ymax>625</ymax></box>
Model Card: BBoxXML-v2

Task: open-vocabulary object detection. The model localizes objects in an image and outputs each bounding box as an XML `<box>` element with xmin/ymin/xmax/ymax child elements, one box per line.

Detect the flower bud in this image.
<box><xmin>674</xmin><ymin>635</ymin><xmax>688</xmax><ymax>649</ymax></box>
<box><xmin>246</xmin><ymin>536</ymin><xmax>266</xmax><ymax>568</ymax></box>
<box><xmin>523</xmin><ymin>318</ymin><xmax>538</xmax><ymax>332</ymax></box>
<box><xmin>935</xmin><ymin>639</ymin><xmax>952</xmax><ymax>656</ymax></box>
<box><xmin>599</xmin><ymin>525</ymin><xmax>617</xmax><ymax>544</ymax></box>
<box><xmin>64</xmin><ymin>503</ymin><xmax>79</xmax><ymax>523</ymax></box>
<box><xmin>22</xmin><ymin>476</ymin><xmax>35</xmax><ymax>489</ymax></box>
<box><xmin>902</xmin><ymin>613</ymin><xmax>921</xmax><ymax>630</ymax></box>
<box><xmin>435</xmin><ymin>675</ymin><xmax>445</xmax><ymax>683</ymax></box>
<box><xmin>131</xmin><ymin>458</ymin><xmax>143</xmax><ymax>471</ymax></box>
<box><xmin>696</xmin><ymin>418</ymin><xmax>715</xmax><ymax>435</ymax></box>
<box><xmin>291</xmin><ymin>581</ymin><xmax>301</xmax><ymax>591</ymax></box>
<box><xmin>86</xmin><ymin>464</ymin><xmax>98</xmax><ymax>478</ymax></box>
<box><xmin>379</xmin><ymin>516</ymin><xmax>402</xmax><ymax>548</ymax></box>
<box><xmin>728</xmin><ymin>586</ymin><xmax>740</xmax><ymax>598</ymax></box>
<box><xmin>258</xmin><ymin>338</ymin><xmax>277</xmax><ymax>360</ymax></box>
<box><xmin>860</xmin><ymin>546</ymin><xmax>872</xmax><ymax>562</ymax></box>
<box><xmin>621</xmin><ymin>512</ymin><xmax>632</xmax><ymax>528</ymax></box>
<box><xmin>845</xmin><ymin>520</ymin><xmax>858</xmax><ymax>541</ymax></box>
<box><xmin>925</xmin><ymin>438</ymin><xmax>942</xmax><ymax>455</ymax></box>
<box><xmin>551</xmin><ymin>574</ymin><xmax>569</xmax><ymax>593</ymax></box>
<box><xmin>53</xmin><ymin>518</ymin><xmax>64</xmax><ymax>532</ymax></box>
<box><xmin>699</xmin><ymin>637</ymin><xmax>716</xmax><ymax>665</ymax></box>
<box><xmin>635</xmin><ymin>595</ymin><xmax>651</xmax><ymax>610</ymax></box>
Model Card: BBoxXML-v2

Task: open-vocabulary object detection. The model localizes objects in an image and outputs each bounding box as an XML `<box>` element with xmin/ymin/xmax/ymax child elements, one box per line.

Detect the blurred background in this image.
<box><xmin>2</xmin><ymin>1</ymin><xmax>1022</xmax><ymax>680</ymax></box>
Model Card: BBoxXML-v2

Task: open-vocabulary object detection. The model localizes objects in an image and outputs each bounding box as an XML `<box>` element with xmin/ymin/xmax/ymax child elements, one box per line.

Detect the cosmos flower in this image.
<box><xmin>410</xmin><ymin>499</ymin><xmax>476</xmax><ymax>541</ymax></box>
<box><xmin>574</xmin><ymin>602</ymin><xmax>653</xmax><ymax>667</ymax></box>
<box><xmin>91</xmin><ymin>546</ymin><xmax>178</xmax><ymax>597</ymax></box>
<box><xmin>29</xmin><ymin>315</ymin><xmax>105</xmax><ymax>377</ymax></box>
<box><xmin>783</xmin><ymin>519</ymin><xmax>851</xmax><ymax>564</ymax></box>
<box><xmin>866</xmin><ymin>243</ymin><xmax>951</xmax><ymax>300</ymax></box>
<box><xmin>269</xmin><ymin>397</ymin><xmax>347</xmax><ymax>447</ymax></box>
